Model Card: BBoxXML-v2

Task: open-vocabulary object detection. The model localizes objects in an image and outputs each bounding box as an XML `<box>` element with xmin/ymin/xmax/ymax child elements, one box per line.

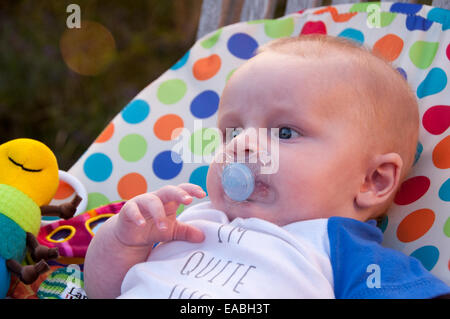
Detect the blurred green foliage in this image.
<box><xmin>0</xmin><ymin>0</ymin><xmax>202</xmax><ymax>170</ymax></box>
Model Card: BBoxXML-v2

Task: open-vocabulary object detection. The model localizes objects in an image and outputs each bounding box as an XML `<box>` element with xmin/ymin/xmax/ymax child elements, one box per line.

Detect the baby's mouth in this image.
<box><xmin>245</xmin><ymin>180</ymin><xmax>276</xmax><ymax>203</ymax></box>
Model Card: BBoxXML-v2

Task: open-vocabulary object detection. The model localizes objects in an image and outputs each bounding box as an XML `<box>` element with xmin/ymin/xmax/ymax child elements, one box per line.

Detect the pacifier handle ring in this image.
<box><xmin>58</xmin><ymin>170</ymin><xmax>88</xmax><ymax>216</ymax></box>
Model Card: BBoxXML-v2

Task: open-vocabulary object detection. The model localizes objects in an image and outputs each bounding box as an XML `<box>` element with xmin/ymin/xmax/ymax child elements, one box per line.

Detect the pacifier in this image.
<box><xmin>215</xmin><ymin>149</ymin><xmax>276</xmax><ymax>203</ymax></box>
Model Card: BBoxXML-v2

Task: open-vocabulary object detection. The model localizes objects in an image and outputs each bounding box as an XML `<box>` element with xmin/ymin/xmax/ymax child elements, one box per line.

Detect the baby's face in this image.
<box><xmin>206</xmin><ymin>52</ymin><xmax>368</xmax><ymax>226</ymax></box>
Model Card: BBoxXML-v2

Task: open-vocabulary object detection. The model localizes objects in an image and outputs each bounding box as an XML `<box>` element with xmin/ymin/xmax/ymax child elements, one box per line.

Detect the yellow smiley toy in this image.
<box><xmin>0</xmin><ymin>138</ymin><xmax>80</xmax><ymax>298</ymax></box>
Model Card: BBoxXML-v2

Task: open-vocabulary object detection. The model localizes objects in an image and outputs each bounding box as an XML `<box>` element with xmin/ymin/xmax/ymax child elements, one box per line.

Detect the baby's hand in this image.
<box><xmin>114</xmin><ymin>183</ymin><xmax>207</xmax><ymax>247</ymax></box>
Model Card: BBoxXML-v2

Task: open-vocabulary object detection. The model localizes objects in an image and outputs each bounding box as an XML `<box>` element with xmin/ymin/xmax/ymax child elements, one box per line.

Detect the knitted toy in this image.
<box><xmin>0</xmin><ymin>138</ymin><xmax>81</xmax><ymax>298</ymax></box>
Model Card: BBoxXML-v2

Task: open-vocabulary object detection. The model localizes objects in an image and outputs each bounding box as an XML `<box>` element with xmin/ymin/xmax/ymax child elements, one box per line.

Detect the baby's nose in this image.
<box><xmin>225</xmin><ymin>129</ymin><xmax>259</xmax><ymax>162</ymax></box>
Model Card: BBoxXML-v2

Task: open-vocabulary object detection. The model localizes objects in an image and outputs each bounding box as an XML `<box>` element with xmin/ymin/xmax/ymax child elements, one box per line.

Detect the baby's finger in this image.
<box><xmin>172</xmin><ymin>221</ymin><xmax>205</xmax><ymax>243</ymax></box>
<box><xmin>120</xmin><ymin>200</ymin><xmax>146</xmax><ymax>226</ymax></box>
<box><xmin>177</xmin><ymin>183</ymin><xmax>207</xmax><ymax>198</ymax></box>
<box><xmin>134</xmin><ymin>193</ymin><xmax>167</xmax><ymax>230</ymax></box>
<box><xmin>154</xmin><ymin>185</ymin><xmax>197</xmax><ymax>205</ymax></box>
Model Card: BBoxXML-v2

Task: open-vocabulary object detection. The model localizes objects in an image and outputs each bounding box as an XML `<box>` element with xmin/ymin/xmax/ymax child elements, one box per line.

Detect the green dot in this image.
<box><xmin>189</xmin><ymin>128</ymin><xmax>221</xmax><ymax>156</ymax></box>
<box><xmin>444</xmin><ymin>217</ymin><xmax>450</xmax><ymax>238</ymax></box>
<box><xmin>87</xmin><ymin>192</ymin><xmax>110</xmax><ymax>210</ymax></box>
<box><xmin>350</xmin><ymin>2</ymin><xmax>380</xmax><ymax>12</ymax></box>
<box><xmin>409</xmin><ymin>41</ymin><xmax>439</xmax><ymax>69</ymax></box>
<box><xmin>226</xmin><ymin>69</ymin><xmax>236</xmax><ymax>83</ymax></box>
<box><xmin>157</xmin><ymin>79</ymin><xmax>187</xmax><ymax>104</ymax></box>
<box><xmin>264</xmin><ymin>18</ymin><xmax>295</xmax><ymax>38</ymax></box>
<box><xmin>201</xmin><ymin>29</ymin><xmax>222</xmax><ymax>49</ymax></box>
<box><xmin>119</xmin><ymin>134</ymin><xmax>147</xmax><ymax>162</ymax></box>
<box><xmin>176</xmin><ymin>204</ymin><xmax>185</xmax><ymax>216</ymax></box>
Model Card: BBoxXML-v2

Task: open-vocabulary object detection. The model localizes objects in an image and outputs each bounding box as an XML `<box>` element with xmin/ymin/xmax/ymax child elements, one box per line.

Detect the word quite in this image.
<box><xmin>179</xmin><ymin>251</ymin><xmax>256</xmax><ymax>294</ymax></box>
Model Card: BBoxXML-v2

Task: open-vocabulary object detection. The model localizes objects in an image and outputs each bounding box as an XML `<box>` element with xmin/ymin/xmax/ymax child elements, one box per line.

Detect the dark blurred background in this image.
<box><xmin>0</xmin><ymin>0</ymin><xmax>203</xmax><ymax>170</ymax></box>
<box><xmin>0</xmin><ymin>0</ymin><xmax>434</xmax><ymax>170</ymax></box>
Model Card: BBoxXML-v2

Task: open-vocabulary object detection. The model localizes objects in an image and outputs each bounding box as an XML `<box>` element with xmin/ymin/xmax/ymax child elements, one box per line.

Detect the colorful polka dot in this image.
<box><xmin>396</xmin><ymin>67</ymin><xmax>407</xmax><ymax>80</ymax></box>
<box><xmin>446</xmin><ymin>43</ymin><xmax>450</xmax><ymax>60</ymax></box>
<box><xmin>373</xmin><ymin>34</ymin><xmax>403</xmax><ymax>62</ymax></box>
<box><xmin>432</xmin><ymin>135</ymin><xmax>450</xmax><ymax>169</ymax></box>
<box><xmin>439</xmin><ymin>179</ymin><xmax>450</xmax><ymax>202</ymax></box>
<box><xmin>153</xmin><ymin>114</ymin><xmax>184</xmax><ymax>141</ymax></box>
<box><xmin>190</xmin><ymin>90</ymin><xmax>220</xmax><ymax>119</ymax></box>
<box><xmin>87</xmin><ymin>192</ymin><xmax>110</xmax><ymax>210</ymax></box>
<box><xmin>171</xmin><ymin>51</ymin><xmax>190</xmax><ymax>70</ymax></box>
<box><xmin>263</xmin><ymin>18</ymin><xmax>295</xmax><ymax>38</ymax></box>
<box><xmin>417</xmin><ymin>67</ymin><xmax>447</xmax><ymax>99</ymax></box>
<box><xmin>444</xmin><ymin>217</ymin><xmax>450</xmax><ymax>237</ymax></box>
<box><xmin>227</xmin><ymin>33</ymin><xmax>258</xmax><ymax>59</ymax></box>
<box><xmin>119</xmin><ymin>134</ymin><xmax>147</xmax><ymax>162</ymax></box>
<box><xmin>189</xmin><ymin>128</ymin><xmax>221</xmax><ymax>156</ymax></box>
<box><xmin>152</xmin><ymin>151</ymin><xmax>183</xmax><ymax>180</ymax></box>
<box><xmin>396</xmin><ymin>209</ymin><xmax>435</xmax><ymax>243</ymax></box>
<box><xmin>188</xmin><ymin>166</ymin><xmax>209</xmax><ymax>195</ymax></box>
<box><xmin>54</xmin><ymin>180</ymin><xmax>75</xmax><ymax>200</ymax></box>
<box><xmin>394</xmin><ymin>176</ymin><xmax>430</xmax><ymax>205</ymax></box>
<box><xmin>117</xmin><ymin>173</ymin><xmax>147</xmax><ymax>200</ymax></box>
<box><xmin>122</xmin><ymin>100</ymin><xmax>150</xmax><ymax>124</ymax></box>
<box><xmin>201</xmin><ymin>29</ymin><xmax>222</xmax><ymax>49</ymax></box>
<box><xmin>338</xmin><ymin>28</ymin><xmax>364</xmax><ymax>45</ymax></box>
<box><xmin>157</xmin><ymin>79</ymin><xmax>187</xmax><ymax>104</ymax></box>
<box><xmin>193</xmin><ymin>54</ymin><xmax>221</xmax><ymax>81</ymax></box>
<box><xmin>300</xmin><ymin>21</ymin><xmax>327</xmax><ymax>35</ymax></box>
<box><xmin>406</xmin><ymin>15</ymin><xmax>433</xmax><ymax>32</ymax></box>
<box><xmin>410</xmin><ymin>245</ymin><xmax>439</xmax><ymax>271</ymax></box>
<box><xmin>84</xmin><ymin>153</ymin><xmax>113</xmax><ymax>182</ymax></box>
<box><xmin>414</xmin><ymin>142</ymin><xmax>423</xmax><ymax>166</ymax></box>
<box><xmin>390</xmin><ymin>2</ymin><xmax>422</xmax><ymax>15</ymax></box>
<box><xmin>422</xmin><ymin>105</ymin><xmax>450</xmax><ymax>135</ymax></box>
<box><xmin>96</xmin><ymin>122</ymin><xmax>115</xmax><ymax>143</ymax></box>
<box><xmin>409</xmin><ymin>41</ymin><xmax>439</xmax><ymax>69</ymax></box>
<box><xmin>427</xmin><ymin>8</ymin><xmax>450</xmax><ymax>31</ymax></box>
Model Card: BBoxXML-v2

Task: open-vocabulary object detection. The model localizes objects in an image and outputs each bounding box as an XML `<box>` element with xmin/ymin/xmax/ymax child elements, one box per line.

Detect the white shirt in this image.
<box><xmin>119</xmin><ymin>201</ymin><xmax>334</xmax><ymax>299</ymax></box>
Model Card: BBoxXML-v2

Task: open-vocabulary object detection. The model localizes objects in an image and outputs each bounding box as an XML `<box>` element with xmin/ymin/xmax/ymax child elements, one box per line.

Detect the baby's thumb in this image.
<box><xmin>172</xmin><ymin>222</ymin><xmax>205</xmax><ymax>243</ymax></box>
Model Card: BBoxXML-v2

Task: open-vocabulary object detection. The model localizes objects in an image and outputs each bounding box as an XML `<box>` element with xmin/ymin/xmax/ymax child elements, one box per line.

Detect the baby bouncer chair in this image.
<box><xmin>10</xmin><ymin>0</ymin><xmax>450</xmax><ymax>298</ymax></box>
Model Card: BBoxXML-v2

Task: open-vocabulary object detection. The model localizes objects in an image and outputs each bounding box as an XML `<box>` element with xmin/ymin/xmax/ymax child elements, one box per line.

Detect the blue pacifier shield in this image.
<box><xmin>221</xmin><ymin>163</ymin><xmax>255</xmax><ymax>202</ymax></box>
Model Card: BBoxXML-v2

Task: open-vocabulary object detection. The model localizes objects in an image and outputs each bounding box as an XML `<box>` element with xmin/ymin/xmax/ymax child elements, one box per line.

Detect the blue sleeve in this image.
<box><xmin>328</xmin><ymin>216</ymin><xmax>450</xmax><ymax>299</ymax></box>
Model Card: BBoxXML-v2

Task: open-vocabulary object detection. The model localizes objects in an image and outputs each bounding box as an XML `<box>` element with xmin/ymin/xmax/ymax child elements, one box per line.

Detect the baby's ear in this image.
<box><xmin>355</xmin><ymin>153</ymin><xmax>403</xmax><ymax>210</ymax></box>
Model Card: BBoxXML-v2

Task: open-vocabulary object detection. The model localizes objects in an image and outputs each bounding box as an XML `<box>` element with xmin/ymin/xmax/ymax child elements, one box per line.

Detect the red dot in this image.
<box><xmin>394</xmin><ymin>176</ymin><xmax>430</xmax><ymax>205</ymax></box>
<box><xmin>300</xmin><ymin>21</ymin><xmax>327</xmax><ymax>35</ymax></box>
<box><xmin>422</xmin><ymin>105</ymin><xmax>450</xmax><ymax>135</ymax></box>
<box><xmin>446</xmin><ymin>43</ymin><xmax>450</xmax><ymax>61</ymax></box>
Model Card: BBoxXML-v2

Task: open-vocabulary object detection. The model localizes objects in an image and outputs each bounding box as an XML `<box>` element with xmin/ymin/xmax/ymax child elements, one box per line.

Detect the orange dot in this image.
<box><xmin>193</xmin><ymin>54</ymin><xmax>221</xmax><ymax>81</ymax></box>
<box><xmin>54</xmin><ymin>180</ymin><xmax>75</xmax><ymax>200</ymax></box>
<box><xmin>396</xmin><ymin>208</ymin><xmax>435</xmax><ymax>243</ymax></box>
<box><xmin>373</xmin><ymin>34</ymin><xmax>404</xmax><ymax>62</ymax></box>
<box><xmin>117</xmin><ymin>173</ymin><xmax>147</xmax><ymax>200</ymax></box>
<box><xmin>153</xmin><ymin>114</ymin><xmax>184</xmax><ymax>141</ymax></box>
<box><xmin>96</xmin><ymin>122</ymin><xmax>115</xmax><ymax>143</ymax></box>
<box><xmin>432</xmin><ymin>135</ymin><xmax>450</xmax><ymax>169</ymax></box>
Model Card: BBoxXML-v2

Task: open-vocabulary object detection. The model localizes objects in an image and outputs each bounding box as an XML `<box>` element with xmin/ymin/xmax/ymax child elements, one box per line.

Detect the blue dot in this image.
<box><xmin>377</xmin><ymin>216</ymin><xmax>388</xmax><ymax>233</ymax></box>
<box><xmin>153</xmin><ymin>150</ymin><xmax>183</xmax><ymax>180</ymax></box>
<box><xmin>417</xmin><ymin>68</ymin><xmax>447</xmax><ymax>99</ymax></box>
<box><xmin>338</xmin><ymin>28</ymin><xmax>364</xmax><ymax>45</ymax></box>
<box><xmin>406</xmin><ymin>15</ymin><xmax>433</xmax><ymax>32</ymax></box>
<box><xmin>438</xmin><ymin>179</ymin><xmax>450</xmax><ymax>202</ymax></box>
<box><xmin>410</xmin><ymin>245</ymin><xmax>439</xmax><ymax>271</ymax></box>
<box><xmin>189</xmin><ymin>166</ymin><xmax>209</xmax><ymax>196</ymax></box>
<box><xmin>171</xmin><ymin>51</ymin><xmax>190</xmax><ymax>70</ymax></box>
<box><xmin>427</xmin><ymin>8</ymin><xmax>450</xmax><ymax>31</ymax></box>
<box><xmin>122</xmin><ymin>99</ymin><xmax>150</xmax><ymax>124</ymax></box>
<box><xmin>396</xmin><ymin>67</ymin><xmax>407</xmax><ymax>80</ymax></box>
<box><xmin>227</xmin><ymin>33</ymin><xmax>259</xmax><ymax>59</ymax></box>
<box><xmin>84</xmin><ymin>153</ymin><xmax>113</xmax><ymax>182</ymax></box>
<box><xmin>190</xmin><ymin>90</ymin><xmax>220</xmax><ymax>119</ymax></box>
<box><xmin>390</xmin><ymin>3</ymin><xmax>422</xmax><ymax>15</ymax></box>
<box><xmin>414</xmin><ymin>141</ymin><xmax>423</xmax><ymax>166</ymax></box>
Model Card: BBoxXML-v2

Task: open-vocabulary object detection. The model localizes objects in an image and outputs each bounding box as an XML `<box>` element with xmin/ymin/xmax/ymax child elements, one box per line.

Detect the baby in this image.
<box><xmin>84</xmin><ymin>35</ymin><xmax>450</xmax><ymax>299</ymax></box>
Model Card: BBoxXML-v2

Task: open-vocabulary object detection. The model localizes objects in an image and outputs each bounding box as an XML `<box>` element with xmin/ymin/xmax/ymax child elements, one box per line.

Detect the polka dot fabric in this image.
<box><xmin>68</xmin><ymin>2</ymin><xmax>450</xmax><ymax>285</ymax></box>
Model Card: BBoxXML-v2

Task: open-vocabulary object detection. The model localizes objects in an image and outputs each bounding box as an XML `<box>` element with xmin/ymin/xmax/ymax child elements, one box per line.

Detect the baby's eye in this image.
<box><xmin>226</xmin><ymin>127</ymin><xmax>244</xmax><ymax>140</ymax></box>
<box><xmin>273</xmin><ymin>127</ymin><xmax>300</xmax><ymax>140</ymax></box>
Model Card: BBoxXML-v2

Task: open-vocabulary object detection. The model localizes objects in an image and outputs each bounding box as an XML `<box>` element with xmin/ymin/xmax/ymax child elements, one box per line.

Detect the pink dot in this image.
<box><xmin>300</xmin><ymin>21</ymin><xmax>327</xmax><ymax>35</ymax></box>
<box><xmin>394</xmin><ymin>176</ymin><xmax>430</xmax><ymax>205</ymax></box>
<box><xmin>422</xmin><ymin>105</ymin><xmax>450</xmax><ymax>135</ymax></box>
<box><xmin>447</xmin><ymin>43</ymin><xmax>450</xmax><ymax>61</ymax></box>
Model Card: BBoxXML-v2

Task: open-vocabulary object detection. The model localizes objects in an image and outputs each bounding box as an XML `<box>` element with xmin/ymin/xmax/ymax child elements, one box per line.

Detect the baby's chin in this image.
<box><xmin>211</xmin><ymin>194</ymin><xmax>281</xmax><ymax>224</ymax></box>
